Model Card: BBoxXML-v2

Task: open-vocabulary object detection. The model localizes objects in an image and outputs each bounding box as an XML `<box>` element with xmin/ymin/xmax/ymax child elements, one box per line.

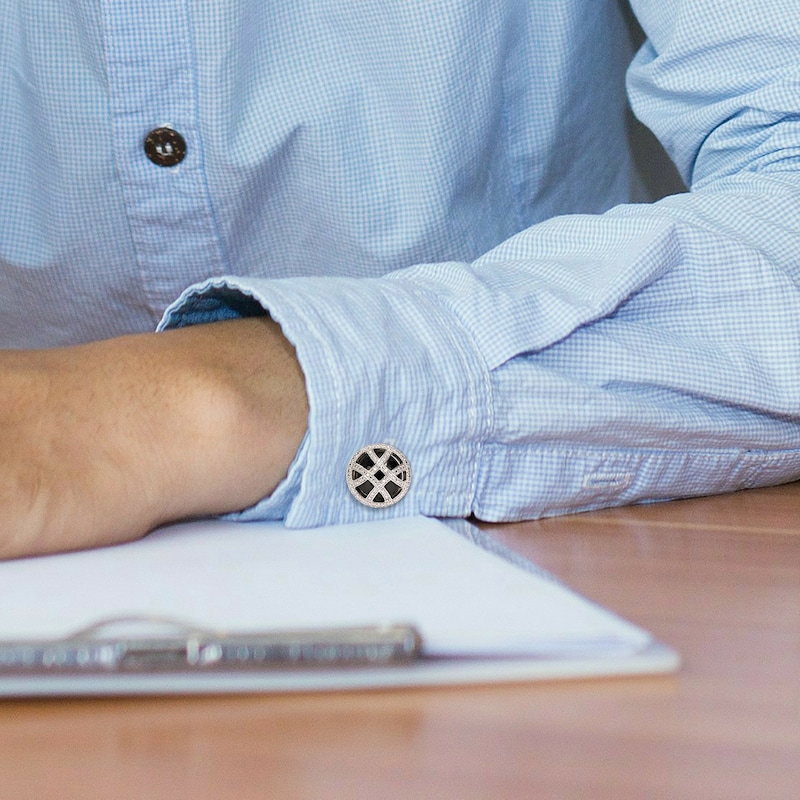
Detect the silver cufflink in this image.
<box><xmin>347</xmin><ymin>444</ymin><xmax>411</xmax><ymax>508</ymax></box>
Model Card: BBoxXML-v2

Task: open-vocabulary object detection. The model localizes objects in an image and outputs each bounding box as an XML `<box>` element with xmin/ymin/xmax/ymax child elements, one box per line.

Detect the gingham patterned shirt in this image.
<box><xmin>2</xmin><ymin>1</ymin><xmax>800</xmax><ymax>526</ymax></box>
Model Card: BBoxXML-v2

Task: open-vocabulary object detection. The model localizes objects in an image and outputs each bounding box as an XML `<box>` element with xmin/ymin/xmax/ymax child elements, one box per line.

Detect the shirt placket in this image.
<box><xmin>100</xmin><ymin>0</ymin><xmax>226</xmax><ymax>319</ymax></box>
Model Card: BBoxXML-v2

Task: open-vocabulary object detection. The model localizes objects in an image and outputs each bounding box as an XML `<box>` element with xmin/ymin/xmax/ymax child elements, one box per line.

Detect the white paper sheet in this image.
<box><xmin>0</xmin><ymin>516</ymin><xmax>651</xmax><ymax>658</ymax></box>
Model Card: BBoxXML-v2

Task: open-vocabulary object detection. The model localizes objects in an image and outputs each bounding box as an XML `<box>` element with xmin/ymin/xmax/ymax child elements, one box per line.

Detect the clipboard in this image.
<box><xmin>0</xmin><ymin>517</ymin><xmax>679</xmax><ymax>697</ymax></box>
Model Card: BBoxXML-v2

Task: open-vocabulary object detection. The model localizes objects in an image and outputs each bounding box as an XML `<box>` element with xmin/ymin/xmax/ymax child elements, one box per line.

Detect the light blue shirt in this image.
<box><xmin>2</xmin><ymin>0</ymin><xmax>800</xmax><ymax>526</ymax></box>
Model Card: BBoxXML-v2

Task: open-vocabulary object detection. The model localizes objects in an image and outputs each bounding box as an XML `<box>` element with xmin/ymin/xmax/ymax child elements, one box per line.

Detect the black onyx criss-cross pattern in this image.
<box><xmin>346</xmin><ymin>445</ymin><xmax>411</xmax><ymax>508</ymax></box>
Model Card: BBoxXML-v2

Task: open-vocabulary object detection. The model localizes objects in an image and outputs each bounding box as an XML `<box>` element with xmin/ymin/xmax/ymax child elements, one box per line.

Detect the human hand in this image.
<box><xmin>0</xmin><ymin>318</ymin><xmax>307</xmax><ymax>559</ymax></box>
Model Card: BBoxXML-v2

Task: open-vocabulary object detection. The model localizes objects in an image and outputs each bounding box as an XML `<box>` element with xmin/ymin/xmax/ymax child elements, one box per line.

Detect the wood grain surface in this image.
<box><xmin>2</xmin><ymin>483</ymin><xmax>799</xmax><ymax>799</ymax></box>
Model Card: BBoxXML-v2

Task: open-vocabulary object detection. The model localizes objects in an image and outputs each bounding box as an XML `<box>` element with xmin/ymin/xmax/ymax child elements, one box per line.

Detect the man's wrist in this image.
<box><xmin>143</xmin><ymin>317</ymin><xmax>308</xmax><ymax>522</ymax></box>
<box><xmin>0</xmin><ymin>318</ymin><xmax>308</xmax><ymax>558</ymax></box>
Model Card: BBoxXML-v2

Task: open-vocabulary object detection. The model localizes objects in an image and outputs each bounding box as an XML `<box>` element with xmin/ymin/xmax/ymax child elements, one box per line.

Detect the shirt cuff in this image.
<box><xmin>158</xmin><ymin>274</ymin><xmax>492</xmax><ymax>527</ymax></box>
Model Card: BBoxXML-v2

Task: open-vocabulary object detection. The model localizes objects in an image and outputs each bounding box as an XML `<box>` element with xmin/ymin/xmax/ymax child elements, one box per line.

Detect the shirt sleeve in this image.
<box><xmin>159</xmin><ymin>0</ymin><xmax>800</xmax><ymax>527</ymax></box>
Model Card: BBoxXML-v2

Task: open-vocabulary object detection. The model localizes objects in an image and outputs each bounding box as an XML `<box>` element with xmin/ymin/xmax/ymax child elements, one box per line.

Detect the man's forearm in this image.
<box><xmin>0</xmin><ymin>317</ymin><xmax>308</xmax><ymax>558</ymax></box>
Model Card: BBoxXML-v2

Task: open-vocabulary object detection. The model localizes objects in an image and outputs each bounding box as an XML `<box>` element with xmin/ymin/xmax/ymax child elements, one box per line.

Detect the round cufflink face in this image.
<box><xmin>347</xmin><ymin>444</ymin><xmax>411</xmax><ymax>508</ymax></box>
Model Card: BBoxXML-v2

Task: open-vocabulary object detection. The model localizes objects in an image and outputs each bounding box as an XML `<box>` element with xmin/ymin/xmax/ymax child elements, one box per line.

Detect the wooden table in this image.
<box><xmin>2</xmin><ymin>484</ymin><xmax>799</xmax><ymax>799</ymax></box>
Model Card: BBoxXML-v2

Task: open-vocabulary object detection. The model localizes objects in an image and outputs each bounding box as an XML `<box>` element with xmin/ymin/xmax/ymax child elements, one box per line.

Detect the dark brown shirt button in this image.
<box><xmin>144</xmin><ymin>127</ymin><xmax>186</xmax><ymax>167</ymax></box>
